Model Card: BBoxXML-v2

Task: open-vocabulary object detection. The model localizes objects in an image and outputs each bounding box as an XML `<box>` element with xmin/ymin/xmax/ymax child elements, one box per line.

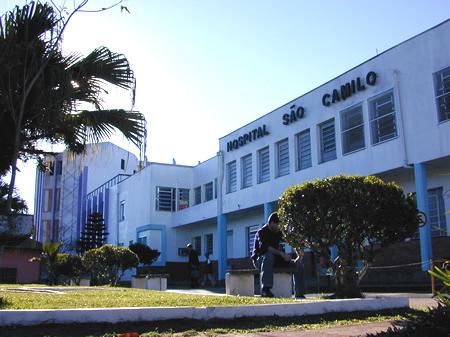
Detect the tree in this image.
<box><xmin>129</xmin><ymin>242</ymin><xmax>160</xmax><ymax>265</ymax></box>
<box><xmin>40</xmin><ymin>241</ymin><xmax>63</xmax><ymax>285</ymax></box>
<box><xmin>278</xmin><ymin>175</ymin><xmax>420</xmax><ymax>298</ymax></box>
<box><xmin>0</xmin><ymin>1</ymin><xmax>144</xmax><ymax>230</ymax></box>
<box><xmin>0</xmin><ymin>179</ymin><xmax>28</xmax><ymax>215</ymax></box>
<box><xmin>78</xmin><ymin>212</ymin><xmax>109</xmax><ymax>252</ymax></box>
<box><xmin>55</xmin><ymin>253</ymin><xmax>86</xmax><ymax>284</ymax></box>
<box><xmin>82</xmin><ymin>244</ymin><xmax>138</xmax><ymax>286</ymax></box>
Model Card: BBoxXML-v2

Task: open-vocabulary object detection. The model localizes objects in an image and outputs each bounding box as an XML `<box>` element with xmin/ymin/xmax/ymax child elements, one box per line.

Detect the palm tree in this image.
<box><xmin>0</xmin><ymin>1</ymin><xmax>145</xmax><ymax>228</ymax></box>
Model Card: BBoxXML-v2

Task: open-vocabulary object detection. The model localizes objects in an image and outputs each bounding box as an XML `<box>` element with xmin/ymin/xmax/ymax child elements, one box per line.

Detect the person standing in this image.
<box><xmin>251</xmin><ymin>212</ymin><xmax>306</xmax><ymax>298</ymax></box>
<box><xmin>186</xmin><ymin>243</ymin><xmax>200</xmax><ymax>288</ymax></box>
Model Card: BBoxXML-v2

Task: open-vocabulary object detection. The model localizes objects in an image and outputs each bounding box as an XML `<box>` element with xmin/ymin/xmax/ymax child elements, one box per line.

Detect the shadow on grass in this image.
<box><xmin>1</xmin><ymin>308</ymin><xmax>426</xmax><ymax>337</ymax></box>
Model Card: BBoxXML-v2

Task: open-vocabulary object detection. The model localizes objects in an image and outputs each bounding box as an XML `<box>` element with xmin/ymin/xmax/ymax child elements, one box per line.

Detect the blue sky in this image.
<box><xmin>1</xmin><ymin>0</ymin><xmax>450</xmax><ymax>210</ymax></box>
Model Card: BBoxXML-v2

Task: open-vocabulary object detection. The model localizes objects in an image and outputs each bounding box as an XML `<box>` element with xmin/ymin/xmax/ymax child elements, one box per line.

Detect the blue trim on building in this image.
<box><xmin>104</xmin><ymin>189</ymin><xmax>109</xmax><ymax>234</ymax></box>
<box><xmin>51</xmin><ymin>159</ymin><xmax>59</xmax><ymax>241</ymax></box>
<box><xmin>135</xmin><ymin>224</ymin><xmax>167</xmax><ymax>267</ymax></box>
<box><xmin>217</xmin><ymin>213</ymin><xmax>227</xmax><ymax>280</ymax></box>
<box><xmin>263</xmin><ymin>202</ymin><xmax>273</xmax><ymax>224</ymax></box>
<box><xmin>92</xmin><ymin>195</ymin><xmax>97</xmax><ymax>213</ymax></box>
<box><xmin>414</xmin><ymin>163</ymin><xmax>433</xmax><ymax>271</ymax></box>
<box><xmin>80</xmin><ymin>166</ymin><xmax>88</xmax><ymax>240</ymax></box>
<box><xmin>98</xmin><ymin>191</ymin><xmax>104</xmax><ymax>213</ymax></box>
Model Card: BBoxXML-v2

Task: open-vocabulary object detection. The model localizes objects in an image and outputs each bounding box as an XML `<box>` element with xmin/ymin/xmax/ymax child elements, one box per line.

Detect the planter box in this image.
<box><xmin>70</xmin><ymin>278</ymin><xmax>91</xmax><ymax>286</ymax></box>
<box><xmin>131</xmin><ymin>274</ymin><xmax>168</xmax><ymax>291</ymax></box>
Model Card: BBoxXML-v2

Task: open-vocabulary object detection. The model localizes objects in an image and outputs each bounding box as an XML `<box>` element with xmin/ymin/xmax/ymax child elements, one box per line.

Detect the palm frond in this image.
<box><xmin>67</xmin><ymin>47</ymin><xmax>136</xmax><ymax>108</ymax></box>
<box><xmin>64</xmin><ymin>109</ymin><xmax>145</xmax><ymax>149</ymax></box>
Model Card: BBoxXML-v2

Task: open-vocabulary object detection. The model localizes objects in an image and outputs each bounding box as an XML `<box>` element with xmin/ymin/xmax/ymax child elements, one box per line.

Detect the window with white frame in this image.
<box><xmin>205</xmin><ymin>233</ymin><xmax>213</xmax><ymax>255</ymax></box>
<box><xmin>434</xmin><ymin>66</ymin><xmax>450</xmax><ymax>122</ymax></box>
<box><xmin>194</xmin><ymin>186</ymin><xmax>201</xmax><ymax>205</ymax></box>
<box><xmin>276</xmin><ymin>139</ymin><xmax>289</xmax><ymax>177</ymax></box>
<box><xmin>428</xmin><ymin>187</ymin><xmax>447</xmax><ymax>237</ymax></box>
<box><xmin>204</xmin><ymin>182</ymin><xmax>213</xmax><ymax>202</ymax></box>
<box><xmin>241</xmin><ymin>154</ymin><xmax>252</xmax><ymax>189</ymax></box>
<box><xmin>247</xmin><ymin>224</ymin><xmax>260</xmax><ymax>257</ymax></box>
<box><xmin>193</xmin><ymin>235</ymin><xmax>201</xmax><ymax>255</ymax></box>
<box><xmin>341</xmin><ymin>105</ymin><xmax>365</xmax><ymax>154</ymax></box>
<box><xmin>156</xmin><ymin>187</ymin><xmax>176</xmax><ymax>211</ymax></box>
<box><xmin>296</xmin><ymin>129</ymin><xmax>312</xmax><ymax>170</ymax></box>
<box><xmin>227</xmin><ymin>160</ymin><xmax>237</xmax><ymax>193</ymax></box>
<box><xmin>369</xmin><ymin>91</ymin><xmax>397</xmax><ymax>144</ymax></box>
<box><xmin>258</xmin><ymin>146</ymin><xmax>270</xmax><ymax>183</ymax></box>
<box><xmin>319</xmin><ymin>118</ymin><xmax>337</xmax><ymax>163</ymax></box>
<box><xmin>178</xmin><ymin>188</ymin><xmax>190</xmax><ymax>210</ymax></box>
<box><xmin>119</xmin><ymin>200</ymin><xmax>125</xmax><ymax>220</ymax></box>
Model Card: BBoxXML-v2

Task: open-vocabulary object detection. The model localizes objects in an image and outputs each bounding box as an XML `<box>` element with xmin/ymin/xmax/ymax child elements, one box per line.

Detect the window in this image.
<box><xmin>156</xmin><ymin>187</ymin><xmax>176</xmax><ymax>211</ymax></box>
<box><xmin>369</xmin><ymin>91</ymin><xmax>397</xmax><ymax>144</ymax></box>
<box><xmin>341</xmin><ymin>105</ymin><xmax>365</xmax><ymax>154</ymax></box>
<box><xmin>56</xmin><ymin>160</ymin><xmax>63</xmax><ymax>175</ymax></box>
<box><xmin>214</xmin><ymin>178</ymin><xmax>218</xmax><ymax>199</ymax></box>
<box><xmin>205</xmin><ymin>233</ymin><xmax>213</xmax><ymax>255</ymax></box>
<box><xmin>319</xmin><ymin>118</ymin><xmax>337</xmax><ymax>163</ymax></box>
<box><xmin>53</xmin><ymin>220</ymin><xmax>59</xmax><ymax>242</ymax></box>
<box><xmin>44</xmin><ymin>189</ymin><xmax>53</xmax><ymax>212</ymax></box>
<box><xmin>178</xmin><ymin>188</ymin><xmax>190</xmax><ymax>210</ymax></box>
<box><xmin>120</xmin><ymin>159</ymin><xmax>125</xmax><ymax>170</ymax></box>
<box><xmin>241</xmin><ymin>154</ymin><xmax>252</xmax><ymax>189</ymax></box>
<box><xmin>276</xmin><ymin>139</ymin><xmax>289</xmax><ymax>177</ymax></box>
<box><xmin>296</xmin><ymin>129</ymin><xmax>312</xmax><ymax>170</ymax></box>
<box><xmin>247</xmin><ymin>224</ymin><xmax>260</xmax><ymax>257</ymax></box>
<box><xmin>258</xmin><ymin>146</ymin><xmax>270</xmax><ymax>183</ymax></box>
<box><xmin>119</xmin><ymin>200</ymin><xmax>125</xmax><ymax>221</ymax></box>
<box><xmin>434</xmin><ymin>66</ymin><xmax>450</xmax><ymax>122</ymax></box>
<box><xmin>193</xmin><ymin>235</ymin><xmax>201</xmax><ymax>255</ymax></box>
<box><xmin>194</xmin><ymin>186</ymin><xmax>201</xmax><ymax>205</ymax></box>
<box><xmin>204</xmin><ymin>182</ymin><xmax>213</xmax><ymax>202</ymax></box>
<box><xmin>428</xmin><ymin>188</ymin><xmax>447</xmax><ymax>237</ymax></box>
<box><xmin>227</xmin><ymin>161</ymin><xmax>237</xmax><ymax>193</ymax></box>
<box><xmin>55</xmin><ymin>188</ymin><xmax>61</xmax><ymax>211</ymax></box>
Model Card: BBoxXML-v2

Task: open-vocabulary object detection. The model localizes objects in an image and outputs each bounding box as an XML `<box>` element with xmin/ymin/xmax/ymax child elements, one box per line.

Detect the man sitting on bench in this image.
<box><xmin>251</xmin><ymin>212</ymin><xmax>306</xmax><ymax>298</ymax></box>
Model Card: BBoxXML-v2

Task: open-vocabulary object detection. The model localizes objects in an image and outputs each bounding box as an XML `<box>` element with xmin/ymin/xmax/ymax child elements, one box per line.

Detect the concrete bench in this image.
<box><xmin>131</xmin><ymin>274</ymin><xmax>169</xmax><ymax>291</ymax></box>
<box><xmin>225</xmin><ymin>268</ymin><xmax>293</xmax><ymax>297</ymax></box>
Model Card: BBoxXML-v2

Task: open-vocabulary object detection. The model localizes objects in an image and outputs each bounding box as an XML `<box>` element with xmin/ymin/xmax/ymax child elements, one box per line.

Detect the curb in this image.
<box><xmin>0</xmin><ymin>297</ymin><xmax>409</xmax><ymax>327</ymax></box>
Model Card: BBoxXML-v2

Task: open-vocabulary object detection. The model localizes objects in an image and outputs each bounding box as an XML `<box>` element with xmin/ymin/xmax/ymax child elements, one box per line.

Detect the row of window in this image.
<box><xmin>155</xmin><ymin>182</ymin><xmax>217</xmax><ymax>212</ymax></box>
<box><xmin>225</xmin><ymin>67</ymin><xmax>450</xmax><ymax>193</ymax></box>
<box><xmin>226</xmin><ymin>90</ymin><xmax>398</xmax><ymax>193</ymax></box>
<box><xmin>192</xmin><ymin>233</ymin><xmax>213</xmax><ymax>256</ymax></box>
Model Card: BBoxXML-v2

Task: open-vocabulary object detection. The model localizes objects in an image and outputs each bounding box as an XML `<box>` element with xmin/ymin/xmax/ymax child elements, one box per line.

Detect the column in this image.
<box><xmin>218</xmin><ymin>213</ymin><xmax>228</xmax><ymax>281</ymax></box>
<box><xmin>263</xmin><ymin>202</ymin><xmax>273</xmax><ymax>223</ymax></box>
<box><xmin>414</xmin><ymin>163</ymin><xmax>432</xmax><ymax>271</ymax></box>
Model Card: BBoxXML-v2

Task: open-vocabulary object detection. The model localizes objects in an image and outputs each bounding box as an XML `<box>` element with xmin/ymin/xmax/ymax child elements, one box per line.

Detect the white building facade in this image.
<box><xmin>35</xmin><ymin>20</ymin><xmax>450</xmax><ymax>282</ymax></box>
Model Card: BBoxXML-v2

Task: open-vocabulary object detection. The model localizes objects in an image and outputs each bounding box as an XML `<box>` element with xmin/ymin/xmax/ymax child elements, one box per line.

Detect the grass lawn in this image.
<box><xmin>0</xmin><ymin>285</ymin><xmax>298</xmax><ymax>309</ymax></box>
<box><xmin>0</xmin><ymin>285</ymin><xmax>426</xmax><ymax>337</ymax></box>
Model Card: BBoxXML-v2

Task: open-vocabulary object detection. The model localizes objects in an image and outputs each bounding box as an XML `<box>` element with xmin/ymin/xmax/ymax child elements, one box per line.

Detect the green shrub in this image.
<box><xmin>129</xmin><ymin>243</ymin><xmax>160</xmax><ymax>265</ymax></box>
<box><xmin>278</xmin><ymin>175</ymin><xmax>419</xmax><ymax>298</ymax></box>
<box><xmin>82</xmin><ymin>244</ymin><xmax>138</xmax><ymax>286</ymax></box>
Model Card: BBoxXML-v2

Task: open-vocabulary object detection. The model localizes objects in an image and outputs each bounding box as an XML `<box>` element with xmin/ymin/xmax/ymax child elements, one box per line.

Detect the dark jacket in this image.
<box><xmin>251</xmin><ymin>224</ymin><xmax>283</xmax><ymax>262</ymax></box>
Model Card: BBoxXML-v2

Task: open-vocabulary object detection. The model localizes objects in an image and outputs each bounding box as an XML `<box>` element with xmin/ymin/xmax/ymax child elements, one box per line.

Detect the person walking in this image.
<box><xmin>186</xmin><ymin>243</ymin><xmax>200</xmax><ymax>288</ymax></box>
<box><xmin>251</xmin><ymin>212</ymin><xmax>306</xmax><ymax>298</ymax></box>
